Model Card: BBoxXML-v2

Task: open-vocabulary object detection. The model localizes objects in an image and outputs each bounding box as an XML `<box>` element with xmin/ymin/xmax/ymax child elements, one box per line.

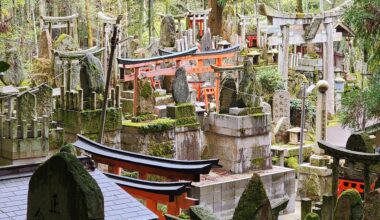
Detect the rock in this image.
<box><xmin>346</xmin><ymin>132</ymin><xmax>375</xmax><ymax>153</ymax></box>
<box><xmin>127</xmin><ymin>38</ymin><xmax>140</xmax><ymax>58</ymax></box>
<box><xmin>221</xmin><ymin>2</ymin><xmax>237</xmax><ymax>42</ymax></box>
<box><xmin>39</xmin><ymin>30</ymin><xmax>53</xmax><ymax>59</ymax></box>
<box><xmin>27</xmin><ymin>152</ymin><xmax>104</xmax><ymax>220</ymax></box>
<box><xmin>138</xmin><ymin>78</ymin><xmax>155</xmax><ymax>114</ymax></box>
<box><xmin>80</xmin><ymin>53</ymin><xmax>105</xmax><ymax>97</ymax></box>
<box><xmin>160</xmin><ymin>16</ymin><xmax>176</xmax><ymax>47</ymax></box>
<box><xmin>237</xmin><ymin>59</ymin><xmax>261</xmax><ymax>108</ymax></box>
<box><xmin>189</xmin><ymin>205</ymin><xmax>219</xmax><ymax>220</ymax></box>
<box><xmin>2</xmin><ymin>48</ymin><xmax>25</xmax><ymax>86</ymax></box>
<box><xmin>53</xmin><ymin>34</ymin><xmax>79</xmax><ymax>51</ymax></box>
<box><xmin>35</xmin><ymin>84</ymin><xmax>53</xmax><ymax>117</ymax></box>
<box><xmin>363</xmin><ymin>189</ymin><xmax>380</xmax><ymax>220</ymax></box>
<box><xmin>147</xmin><ymin>38</ymin><xmax>160</xmax><ymax>57</ymax></box>
<box><xmin>219</xmin><ymin>74</ymin><xmax>237</xmax><ymax>113</ymax></box>
<box><xmin>233</xmin><ymin>173</ymin><xmax>272</xmax><ymax>220</ymax></box>
<box><xmin>133</xmin><ymin>48</ymin><xmax>150</xmax><ymax>58</ymax></box>
<box><xmin>200</xmin><ymin>29</ymin><xmax>213</xmax><ymax>52</ymax></box>
<box><xmin>334</xmin><ymin>189</ymin><xmax>363</xmax><ymax>220</ymax></box>
<box><xmin>17</xmin><ymin>92</ymin><xmax>37</xmax><ymax>123</ymax></box>
<box><xmin>172</xmin><ymin>67</ymin><xmax>189</xmax><ymax>104</ymax></box>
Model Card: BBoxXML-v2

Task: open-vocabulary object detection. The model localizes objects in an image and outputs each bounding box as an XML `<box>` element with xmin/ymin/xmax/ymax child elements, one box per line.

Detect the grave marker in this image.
<box><xmin>273</xmin><ymin>90</ymin><xmax>290</xmax><ymax>126</ymax></box>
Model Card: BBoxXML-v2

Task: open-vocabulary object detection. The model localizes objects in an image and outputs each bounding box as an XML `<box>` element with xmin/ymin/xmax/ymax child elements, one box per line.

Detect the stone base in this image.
<box><xmin>175</xmin><ymin>126</ymin><xmax>201</xmax><ymax>160</ymax></box>
<box><xmin>202</xmin><ymin>113</ymin><xmax>271</xmax><ymax>173</ymax></box>
<box><xmin>297</xmin><ymin>162</ymin><xmax>332</xmax><ymax>200</ymax></box>
<box><xmin>190</xmin><ymin>166</ymin><xmax>296</xmax><ymax>220</ymax></box>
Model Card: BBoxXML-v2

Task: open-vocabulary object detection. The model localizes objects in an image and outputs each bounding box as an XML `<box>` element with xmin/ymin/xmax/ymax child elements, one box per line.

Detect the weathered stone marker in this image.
<box><xmin>272</xmin><ymin>90</ymin><xmax>290</xmax><ymax>126</ymax></box>
<box><xmin>160</xmin><ymin>15</ymin><xmax>176</xmax><ymax>47</ymax></box>
<box><xmin>233</xmin><ymin>173</ymin><xmax>272</xmax><ymax>220</ymax></box>
<box><xmin>315</xmin><ymin>80</ymin><xmax>329</xmax><ymax>154</ymax></box>
<box><xmin>80</xmin><ymin>53</ymin><xmax>105</xmax><ymax>97</ymax></box>
<box><xmin>138</xmin><ymin>78</ymin><xmax>155</xmax><ymax>114</ymax></box>
<box><xmin>237</xmin><ymin>59</ymin><xmax>261</xmax><ymax>108</ymax></box>
<box><xmin>17</xmin><ymin>92</ymin><xmax>37</xmax><ymax>124</ymax></box>
<box><xmin>363</xmin><ymin>189</ymin><xmax>380</xmax><ymax>220</ymax></box>
<box><xmin>35</xmin><ymin>84</ymin><xmax>53</xmax><ymax>118</ymax></box>
<box><xmin>172</xmin><ymin>67</ymin><xmax>189</xmax><ymax>104</ymax></box>
<box><xmin>39</xmin><ymin>30</ymin><xmax>53</xmax><ymax>59</ymax></box>
<box><xmin>27</xmin><ymin>152</ymin><xmax>104</xmax><ymax>220</ymax></box>
<box><xmin>219</xmin><ymin>74</ymin><xmax>237</xmax><ymax>113</ymax></box>
<box><xmin>334</xmin><ymin>189</ymin><xmax>363</xmax><ymax>220</ymax></box>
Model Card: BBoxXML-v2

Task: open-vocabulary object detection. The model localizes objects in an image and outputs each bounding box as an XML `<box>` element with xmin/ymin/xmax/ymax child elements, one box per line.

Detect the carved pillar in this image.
<box><xmin>324</xmin><ymin>22</ymin><xmax>335</xmax><ymax>114</ymax></box>
<box><xmin>278</xmin><ymin>25</ymin><xmax>290</xmax><ymax>89</ymax></box>
<box><xmin>315</xmin><ymin>80</ymin><xmax>329</xmax><ymax>154</ymax></box>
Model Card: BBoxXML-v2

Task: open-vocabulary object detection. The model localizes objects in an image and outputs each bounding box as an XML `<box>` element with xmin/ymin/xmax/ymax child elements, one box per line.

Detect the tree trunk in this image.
<box><xmin>85</xmin><ymin>0</ymin><xmax>93</xmax><ymax>47</ymax></box>
<box><xmin>208</xmin><ymin>0</ymin><xmax>223</xmax><ymax>36</ymax></box>
<box><xmin>296</xmin><ymin>0</ymin><xmax>303</xmax><ymax>13</ymax></box>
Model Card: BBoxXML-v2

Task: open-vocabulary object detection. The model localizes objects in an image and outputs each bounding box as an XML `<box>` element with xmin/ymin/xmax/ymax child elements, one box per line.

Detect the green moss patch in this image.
<box><xmin>123</xmin><ymin>118</ymin><xmax>175</xmax><ymax>134</ymax></box>
<box><xmin>189</xmin><ymin>206</ymin><xmax>219</xmax><ymax>220</ymax></box>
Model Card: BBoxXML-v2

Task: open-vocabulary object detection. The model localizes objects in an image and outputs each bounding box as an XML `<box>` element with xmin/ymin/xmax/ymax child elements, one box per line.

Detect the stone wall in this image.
<box><xmin>202</xmin><ymin>113</ymin><xmax>272</xmax><ymax>173</ymax></box>
<box><xmin>189</xmin><ymin>166</ymin><xmax>296</xmax><ymax>220</ymax></box>
<box><xmin>175</xmin><ymin>126</ymin><xmax>201</xmax><ymax>160</ymax></box>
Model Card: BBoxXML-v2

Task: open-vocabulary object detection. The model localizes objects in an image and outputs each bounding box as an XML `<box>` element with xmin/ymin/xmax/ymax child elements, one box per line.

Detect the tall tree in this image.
<box><xmin>296</xmin><ymin>0</ymin><xmax>303</xmax><ymax>13</ymax></box>
<box><xmin>85</xmin><ymin>0</ymin><xmax>93</xmax><ymax>47</ymax></box>
<box><xmin>208</xmin><ymin>0</ymin><xmax>226</xmax><ymax>36</ymax></box>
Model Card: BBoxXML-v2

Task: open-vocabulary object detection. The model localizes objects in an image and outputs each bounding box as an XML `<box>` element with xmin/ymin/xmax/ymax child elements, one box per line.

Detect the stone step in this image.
<box><xmin>155</xmin><ymin>89</ymin><xmax>167</xmax><ymax>96</ymax></box>
<box><xmin>155</xmin><ymin>95</ymin><xmax>174</xmax><ymax>106</ymax></box>
<box><xmin>154</xmin><ymin>105</ymin><xmax>167</xmax><ymax>118</ymax></box>
<box><xmin>121</xmin><ymin>90</ymin><xmax>134</xmax><ymax>99</ymax></box>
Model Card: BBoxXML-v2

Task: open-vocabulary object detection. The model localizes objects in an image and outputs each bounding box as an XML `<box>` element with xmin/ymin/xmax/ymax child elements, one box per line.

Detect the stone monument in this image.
<box><xmin>160</xmin><ymin>15</ymin><xmax>176</xmax><ymax>47</ymax></box>
<box><xmin>172</xmin><ymin>67</ymin><xmax>189</xmax><ymax>104</ymax></box>
<box><xmin>27</xmin><ymin>152</ymin><xmax>104</xmax><ymax>220</ymax></box>
<box><xmin>219</xmin><ymin>74</ymin><xmax>237</xmax><ymax>113</ymax></box>
<box><xmin>80</xmin><ymin>53</ymin><xmax>106</xmax><ymax>98</ymax></box>
<box><xmin>272</xmin><ymin>90</ymin><xmax>290</xmax><ymax>126</ymax></box>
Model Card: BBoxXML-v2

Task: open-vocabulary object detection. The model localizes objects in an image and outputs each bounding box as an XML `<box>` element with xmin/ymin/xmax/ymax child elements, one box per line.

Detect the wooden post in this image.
<box><xmin>98</xmin><ymin>15</ymin><xmax>123</xmax><ymax>144</ymax></box>
<box><xmin>133</xmin><ymin>67</ymin><xmax>139</xmax><ymax>116</ymax></box>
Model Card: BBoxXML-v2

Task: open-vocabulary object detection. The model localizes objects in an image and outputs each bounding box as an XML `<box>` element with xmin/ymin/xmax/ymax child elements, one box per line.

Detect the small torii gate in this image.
<box><xmin>40</xmin><ymin>14</ymin><xmax>79</xmax><ymax>44</ymax></box>
<box><xmin>187</xmin><ymin>8</ymin><xmax>212</xmax><ymax>41</ymax></box>
<box><xmin>257</xmin><ymin>1</ymin><xmax>352</xmax><ymax>114</ymax></box>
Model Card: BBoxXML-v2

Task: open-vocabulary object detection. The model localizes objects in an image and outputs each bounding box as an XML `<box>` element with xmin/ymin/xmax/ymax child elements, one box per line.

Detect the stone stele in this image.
<box><xmin>172</xmin><ymin>67</ymin><xmax>189</xmax><ymax>104</ymax></box>
<box><xmin>160</xmin><ymin>15</ymin><xmax>176</xmax><ymax>47</ymax></box>
<box><xmin>27</xmin><ymin>152</ymin><xmax>104</xmax><ymax>220</ymax></box>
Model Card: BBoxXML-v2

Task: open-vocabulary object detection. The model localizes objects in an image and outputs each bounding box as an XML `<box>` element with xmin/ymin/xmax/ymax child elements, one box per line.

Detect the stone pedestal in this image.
<box><xmin>297</xmin><ymin>159</ymin><xmax>332</xmax><ymax>200</ymax></box>
<box><xmin>190</xmin><ymin>166</ymin><xmax>296</xmax><ymax>219</ymax></box>
<box><xmin>202</xmin><ymin>112</ymin><xmax>272</xmax><ymax>173</ymax></box>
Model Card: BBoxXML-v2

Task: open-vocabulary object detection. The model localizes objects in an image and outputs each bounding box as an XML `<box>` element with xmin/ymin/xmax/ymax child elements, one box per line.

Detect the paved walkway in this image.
<box><xmin>326</xmin><ymin>125</ymin><xmax>351</xmax><ymax>147</ymax></box>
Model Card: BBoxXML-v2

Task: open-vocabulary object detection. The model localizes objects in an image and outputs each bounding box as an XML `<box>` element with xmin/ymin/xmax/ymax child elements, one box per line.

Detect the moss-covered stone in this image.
<box><xmin>334</xmin><ymin>189</ymin><xmax>363</xmax><ymax>220</ymax></box>
<box><xmin>304</xmin><ymin>212</ymin><xmax>320</xmax><ymax>220</ymax></box>
<box><xmin>167</xmin><ymin>103</ymin><xmax>195</xmax><ymax>119</ymax></box>
<box><xmin>123</xmin><ymin>118</ymin><xmax>175</xmax><ymax>134</ymax></box>
<box><xmin>251</xmin><ymin>158</ymin><xmax>265</xmax><ymax>170</ymax></box>
<box><xmin>189</xmin><ymin>206</ymin><xmax>219</xmax><ymax>220</ymax></box>
<box><xmin>60</xmin><ymin>143</ymin><xmax>77</xmax><ymax>156</ymax></box>
<box><xmin>346</xmin><ymin>132</ymin><xmax>375</xmax><ymax>153</ymax></box>
<box><xmin>147</xmin><ymin>141</ymin><xmax>174</xmax><ymax>158</ymax></box>
<box><xmin>59</xmin><ymin>108</ymin><xmax>122</xmax><ymax>135</ymax></box>
<box><xmin>27</xmin><ymin>152</ymin><xmax>104</xmax><ymax>220</ymax></box>
<box><xmin>299</xmin><ymin>173</ymin><xmax>321</xmax><ymax>201</ymax></box>
<box><xmin>233</xmin><ymin>173</ymin><xmax>272</xmax><ymax>220</ymax></box>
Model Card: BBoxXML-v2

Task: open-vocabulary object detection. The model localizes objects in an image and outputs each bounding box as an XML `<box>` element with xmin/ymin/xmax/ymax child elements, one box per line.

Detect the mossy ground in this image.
<box><xmin>123</xmin><ymin>118</ymin><xmax>175</xmax><ymax>134</ymax></box>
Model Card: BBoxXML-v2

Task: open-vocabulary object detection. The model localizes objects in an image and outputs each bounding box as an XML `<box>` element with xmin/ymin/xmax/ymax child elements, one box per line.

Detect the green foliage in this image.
<box><xmin>304</xmin><ymin>212</ymin><xmax>320</xmax><ymax>220</ymax></box>
<box><xmin>60</xmin><ymin>144</ymin><xmax>77</xmax><ymax>156</ymax></box>
<box><xmin>299</xmin><ymin>173</ymin><xmax>321</xmax><ymax>201</ymax></box>
<box><xmin>217</xmin><ymin>0</ymin><xmax>228</xmax><ymax>8</ymax></box>
<box><xmin>121</xmin><ymin>171</ymin><xmax>139</xmax><ymax>179</ymax></box>
<box><xmin>284</xmin><ymin>157</ymin><xmax>298</xmax><ymax>172</ymax></box>
<box><xmin>256</xmin><ymin>66</ymin><xmax>285</xmax><ymax>102</ymax></box>
<box><xmin>339</xmin><ymin>87</ymin><xmax>369</xmax><ymax>130</ymax></box>
<box><xmin>289</xmin><ymin>98</ymin><xmax>315</xmax><ymax>126</ymax></box>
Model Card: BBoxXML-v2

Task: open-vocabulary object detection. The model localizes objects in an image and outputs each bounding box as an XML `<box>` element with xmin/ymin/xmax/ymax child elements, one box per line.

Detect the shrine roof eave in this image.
<box><xmin>318</xmin><ymin>140</ymin><xmax>380</xmax><ymax>164</ymax></box>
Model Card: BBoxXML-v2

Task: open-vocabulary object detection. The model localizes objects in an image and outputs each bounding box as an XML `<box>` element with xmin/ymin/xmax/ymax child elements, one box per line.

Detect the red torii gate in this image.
<box><xmin>118</xmin><ymin>45</ymin><xmax>240</xmax><ymax>115</ymax></box>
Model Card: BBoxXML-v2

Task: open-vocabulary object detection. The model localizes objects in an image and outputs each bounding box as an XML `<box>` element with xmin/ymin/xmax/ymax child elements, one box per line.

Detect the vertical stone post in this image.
<box><xmin>320</xmin><ymin>0</ymin><xmax>324</xmax><ymax>12</ymax></box>
<box><xmin>91</xmin><ymin>92</ymin><xmax>97</xmax><ymax>110</ymax></box>
<box><xmin>278</xmin><ymin>25</ymin><xmax>289</xmax><ymax>89</ymax></box>
<box><xmin>115</xmin><ymin>85</ymin><xmax>120</xmax><ymax>108</ymax></box>
<box><xmin>331</xmin><ymin>157</ymin><xmax>339</xmax><ymax>206</ymax></box>
<box><xmin>322</xmin><ymin>194</ymin><xmax>334</xmax><ymax>220</ymax></box>
<box><xmin>315</xmin><ymin>80</ymin><xmax>329</xmax><ymax>154</ymax></box>
<box><xmin>301</xmin><ymin>198</ymin><xmax>312</xmax><ymax>220</ymax></box>
<box><xmin>0</xmin><ymin>115</ymin><xmax>4</xmax><ymax>141</ymax></box>
<box><xmin>32</xmin><ymin>119</ymin><xmax>38</xmax><ymax>138</ymax></box>
<box><xmin>364</xmin><ymin>164</ymin><xmax>370</xmax><ymax>200</ymax></box>
<box><xmin>78</xmin><ymin>89</ymin><xmax>83</xmax><ymax>111</ymax></box>
<box><xmin>21</xmin><ymin>120</ymin><xmax>28</xmax><ymax>139</ymax></box>
<box><xmin>324</xmin><ymin>22</ymin><xmax>335</xmax><ymax>114</ymax></box>
<box><xmin>312</xmin><ymin>207</ymin><xmax>322</xmax><ymax>218</ymax></box>
<box><xmin>110</xmin><ymin>88</ymin><xmax>115</xmax><ymax>107</ymax></box>
<box><xmin>60</xmin><ymin>86</ymin><xmax>65</xmax><ymax>110</ymax></box>
<box><xmin>7</xmin><ymin>98</ymin><xmax>13</xmax><ymax>120</ymax></box>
